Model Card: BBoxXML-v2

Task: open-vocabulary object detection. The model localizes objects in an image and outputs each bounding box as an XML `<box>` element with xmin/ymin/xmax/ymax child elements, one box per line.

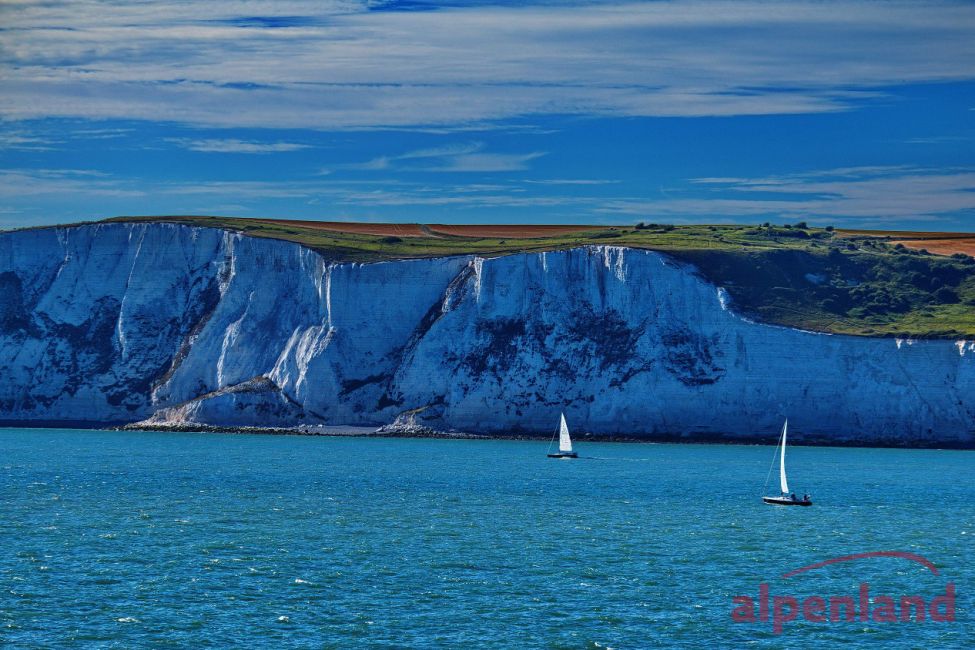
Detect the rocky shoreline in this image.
<box><xmin>112</xmin><ymin>422</ymin><xmax>975</xmax><ymax>449</ymax></box>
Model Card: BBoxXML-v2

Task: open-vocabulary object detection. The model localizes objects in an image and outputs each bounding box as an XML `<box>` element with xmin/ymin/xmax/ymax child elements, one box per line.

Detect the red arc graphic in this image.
<box><xmin>782</xmin><ymin>551</ymin><xmax>939</xmax><ymax>579</ymax></box>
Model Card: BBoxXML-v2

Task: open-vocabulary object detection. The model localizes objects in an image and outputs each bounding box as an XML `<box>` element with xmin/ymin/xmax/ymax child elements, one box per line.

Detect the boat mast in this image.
<box><xmin>779</xmin><ymin>419</ymin><xmax>789</xmax><ymax>495</ymax></box>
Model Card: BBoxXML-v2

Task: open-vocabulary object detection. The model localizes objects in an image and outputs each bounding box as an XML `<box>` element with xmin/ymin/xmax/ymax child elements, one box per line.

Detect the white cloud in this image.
<box><xmin>525</xmin><ymin>179</ymin><xmax>619</xmax><ymax>186</ymax></box>
<box><xmin>601</xmin><ymin>167</ymin><xmax>975</xmax><ymax>221</ymax></box>
<box><xmin>344</xmin><ymin>142</ymin><xmax>545</xmax><ymax>172</ymax></box>
<box><xmin>0</xmin><ymin>130</ymin><xmax>58</xmax><ymax>151</ymax></box>
<box><xmin>423</xmin><ymin>152</ymin><xmax>546</xmax><ymax>172</ymax></box>
<box><xmin>906</xmin><ymin>135</ymin><xmax>975</xmax><ymax>145</ymax></box>
<box><xmin>170</xmin><ymin>138</ymin><xmax>311</xmax><ymax>153</ymax></box>
<box><xmin>0</xmin><ymin>125</ymin><xmax>136</xmax><ymax>152</ymax></box>
<box><xmin>1</xmin><ymin>1</ymin><xmax>973</xmax><ymax>129</ymax></box>
<box><xmin>2</xmin><ymin>163</ymin><xmax>973</xmax><ymax>226</ymax></box>
<box><xmin>0</xmin><ymin>166</ymin><xmax>587</xmax><ymax>216</ymax></box>
<box><xmin>68</xmin><ymin>127</ymin><xmax>134</xmax><ymax>140</ymax></box>
<box><xmin>396</xmin><ymin>143</ymin><xmax>484</xmax><ymax>160</ymax></box>
<box><xmin>0</xmin><ymin>168</ymin><xmax>144</xmax><ymax>198</ymax></box>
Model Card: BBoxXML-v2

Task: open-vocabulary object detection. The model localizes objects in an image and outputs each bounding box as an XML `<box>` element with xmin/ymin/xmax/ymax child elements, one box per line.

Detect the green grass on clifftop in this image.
<box><xmin>87</xmin><ymin>217</ymin><xmax>974</xmax><ymax>338</ymax></box>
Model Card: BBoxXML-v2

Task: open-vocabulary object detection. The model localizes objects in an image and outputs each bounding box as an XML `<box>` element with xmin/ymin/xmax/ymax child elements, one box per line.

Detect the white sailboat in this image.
<box><xmin>547</xmin><ymin>412</ymin><xmax>578</xmax><ymax>459</ymax></box>
<box><xmin>762</xmin><ymin>419</ymin><xmax>812</xmax><ymax>506</ymax></box>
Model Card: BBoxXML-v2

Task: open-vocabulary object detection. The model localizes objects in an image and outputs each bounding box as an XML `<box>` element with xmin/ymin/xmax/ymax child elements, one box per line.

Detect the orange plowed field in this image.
<box><xmin>262</xmin><ymin>220</ymin><xmax>427</xmax><ymax>237</ymax></box>
<box><xmin>427</xmin><ymin>224</ymin><xmax>594</xmax><ymax>238</ymax></box>
<box><xmin>839</xmin><ymin>229</ymin><xmax>975</xmax><ymax>257</ymax></box>
<box><xmin>897</xmin><ymin>238</ymin><xmax>975</xmax><ymax>256</ymax></box>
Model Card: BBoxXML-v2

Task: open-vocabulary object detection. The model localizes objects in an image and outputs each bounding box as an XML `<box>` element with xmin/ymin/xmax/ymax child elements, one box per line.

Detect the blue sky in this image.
<box><xmin>1</xmin><ymin>0</ymin><xmax>974</xmax><ymax>230</ymax></box>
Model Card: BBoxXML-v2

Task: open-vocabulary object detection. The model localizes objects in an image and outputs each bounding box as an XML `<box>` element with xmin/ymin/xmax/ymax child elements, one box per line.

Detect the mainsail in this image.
<box><xmin>779</xmin><ymin>419</ymin><xmax>789</xmax><ymax>494</ymax></box>
<box><xmin>558</xmin><ymin>413</ymin><xmax>573</xmax><ymax>453</ymax></box>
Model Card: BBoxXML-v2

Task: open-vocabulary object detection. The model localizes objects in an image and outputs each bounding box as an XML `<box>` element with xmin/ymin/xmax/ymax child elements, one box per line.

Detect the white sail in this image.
<box><xmin>779</xmin><ymin>419</ymin><xmax>789</xmax><ymax>495</ymax></box>
<box><xmin>559</xmin><ymin>412</ymin><xmax>573</xmax><ymax>452</ymax></box>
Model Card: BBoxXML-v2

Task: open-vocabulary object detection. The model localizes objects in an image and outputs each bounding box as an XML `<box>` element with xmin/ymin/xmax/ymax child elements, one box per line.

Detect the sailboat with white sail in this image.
<box><xmin>762</xmin><ymin>419</ymin><xmax>812</xmax><ymax>506</ymax></box>
<box><xmin>547</xmin><ymin>412</ymin><xmax>578</xmax><ymax>459</ymax></box>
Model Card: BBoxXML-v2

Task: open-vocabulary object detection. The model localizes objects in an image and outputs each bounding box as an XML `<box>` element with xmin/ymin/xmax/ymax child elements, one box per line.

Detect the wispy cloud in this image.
<box><xmin>396</xmin><ymin>143</ymin><xmax>483</xmax><ymax>160</ymax></box>
<box><xmin>690</xmin><ymin>166</ymin><xmax>923</xmax><ymax>186</ymax></box>
<box><xmin>340</xmin><ymin>142</ymin><xmax>545</xmax><ymax>172</ymax></box>
<box><xmin>525</xmin><ymin>179</ymin><xmax>619</xmax><ymax>186</ymax></box>
<box><xmin>341</xmin><ymin>143</ymin><xmax>484</xmax><ymax>171</ymax></box>
<box><xmin>906</xmin><ymin>135</ymin><xmax>975</xmax><ymax>145</ymax></box>
<box><xmin>2</xmin><ymin>162</ymin><xmax>973</xmax><ymax>228</ymax></box>
<box><xmin>0</xmin><ymin>131</ymin><xmax>58</xmax><ymax>151</ymax></box>
<box><xmin>68</xmin><ymin>127</ymin><xmax>134</xmax><ymax>140</ymax></box>
<box><xmin>424</xmin><ymin>152</ymin><xmax>545</xmax><ymax>172</ymax></box>
<box><xmin>0</xmin><ymin>124</ymin><xmax>138</xmax><ymax>152</ymax></box>
<box><xmin>170</xmin><ymin>138</ymin><xmax>311</xmax><ymax>153</ymax></box>
<box><xmin>0</xmin><ymin>166</ymin><xmax>590</xmax><ymax>218</ymax></box>
<box><xmin>601</xmin><ymin>166</ymin><xmax>975</xmax><ymax>222</ymax></box>
<box><xmin>0</xmin><ymin>168</ymin><xmax>143</xmax><ymax>199</ymax></box>
<box><xmin>2</xmin><ymin>1</ymin><xmax>974</xmax><ymax>129</ymax></box>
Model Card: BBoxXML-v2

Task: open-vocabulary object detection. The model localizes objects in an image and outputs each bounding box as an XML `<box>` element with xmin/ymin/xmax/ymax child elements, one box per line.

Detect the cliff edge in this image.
<box><xmin>1</xmin><ymin>222</ymin><xmax>973</xmax><ymax>445</ymax></box>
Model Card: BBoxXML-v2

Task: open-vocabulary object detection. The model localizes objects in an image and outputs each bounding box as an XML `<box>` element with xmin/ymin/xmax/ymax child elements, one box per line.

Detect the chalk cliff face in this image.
<box><xmin>1</xmin><ymin>222</ymin><xmax>973</xmax><ymax>445</ymax></box>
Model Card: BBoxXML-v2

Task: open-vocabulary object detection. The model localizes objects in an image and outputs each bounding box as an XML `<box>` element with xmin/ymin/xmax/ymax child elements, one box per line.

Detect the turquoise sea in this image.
<box><xmin>1</xmin><ymin>428</ymin><xmax>971</xmax><ymax>648</ymax></box>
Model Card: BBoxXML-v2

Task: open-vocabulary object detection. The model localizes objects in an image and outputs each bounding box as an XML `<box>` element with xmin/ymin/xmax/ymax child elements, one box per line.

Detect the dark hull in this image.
<box><xmin>763</xmin><ymin>496</ymin><xmax>813</xmax><ymax>506</ymax></box>
<box><xmin>547</xmin><ymin>452</ymin><xmax>578</xmax><ymax>459</ymax></box>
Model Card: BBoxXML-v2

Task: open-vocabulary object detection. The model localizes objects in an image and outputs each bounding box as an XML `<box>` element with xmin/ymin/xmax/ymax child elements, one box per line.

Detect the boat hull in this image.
<box><xmin>547</xmin><ymin>452</ymin><xmax>578</xmax><ymax>459</ymax></box>
<box><xmin>763</xmin><ymin>496</ymin><xmax>813</xmax><ymax>506</ymax></box>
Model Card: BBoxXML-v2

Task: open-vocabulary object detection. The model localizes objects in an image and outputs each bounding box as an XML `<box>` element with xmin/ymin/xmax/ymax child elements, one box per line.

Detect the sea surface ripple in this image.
<box><xmin>1</xmin><ymin>429</ymin><xmax>971</xmax><ymax>648</ymax></box>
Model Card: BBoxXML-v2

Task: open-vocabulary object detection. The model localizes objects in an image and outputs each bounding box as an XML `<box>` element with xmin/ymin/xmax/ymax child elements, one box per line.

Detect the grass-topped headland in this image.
<box><xmin>82</xmin><ymin>217</ymin><xmax>973</xmax><ymax>338</ymax></box>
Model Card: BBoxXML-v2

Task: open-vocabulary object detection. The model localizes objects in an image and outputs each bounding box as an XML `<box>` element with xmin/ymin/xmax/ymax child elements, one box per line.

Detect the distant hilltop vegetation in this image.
<box><xmin>73</xmin><ymin>216</ymin><xmax>975</xmax><ymax>339</ymax></box>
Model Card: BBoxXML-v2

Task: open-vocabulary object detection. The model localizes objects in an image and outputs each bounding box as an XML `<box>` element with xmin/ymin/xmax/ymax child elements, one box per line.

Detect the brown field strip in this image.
<box><xmin>258</xmin><ymin>219</ymin><xmax>427</xmax><ymax>237</ymax></box>
<box><xmin>896</xmin><ymin>238</ymin><xmax>975</xmax><ymax>257</ymax></box>
<box><xmin>426</xmin><ymin>224</ymin><xmax>595</xmax><ymax>238</ymax></box>
<box><xmin>837</xmin><ymin>229</ymin><xmax>975</xmax><ymax>256</ymax></box>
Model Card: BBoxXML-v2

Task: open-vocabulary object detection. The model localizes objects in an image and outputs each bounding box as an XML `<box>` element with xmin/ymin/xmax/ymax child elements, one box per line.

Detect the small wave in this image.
<box><xmin>116</xmin><ymin>617</ymin><xmax>139</xmax><ymax>623</ymax></box>
<box><xmin>294</xmin><ymin>578</ymin><xmax>311</xmax><ymax>584</ymax></box>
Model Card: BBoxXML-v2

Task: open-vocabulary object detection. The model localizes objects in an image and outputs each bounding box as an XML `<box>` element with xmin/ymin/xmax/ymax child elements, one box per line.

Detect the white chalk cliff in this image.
<box><xmin>1</xmin><ymin>222</ymin><xmax>973</xmax><ymax>445</ymax></box>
